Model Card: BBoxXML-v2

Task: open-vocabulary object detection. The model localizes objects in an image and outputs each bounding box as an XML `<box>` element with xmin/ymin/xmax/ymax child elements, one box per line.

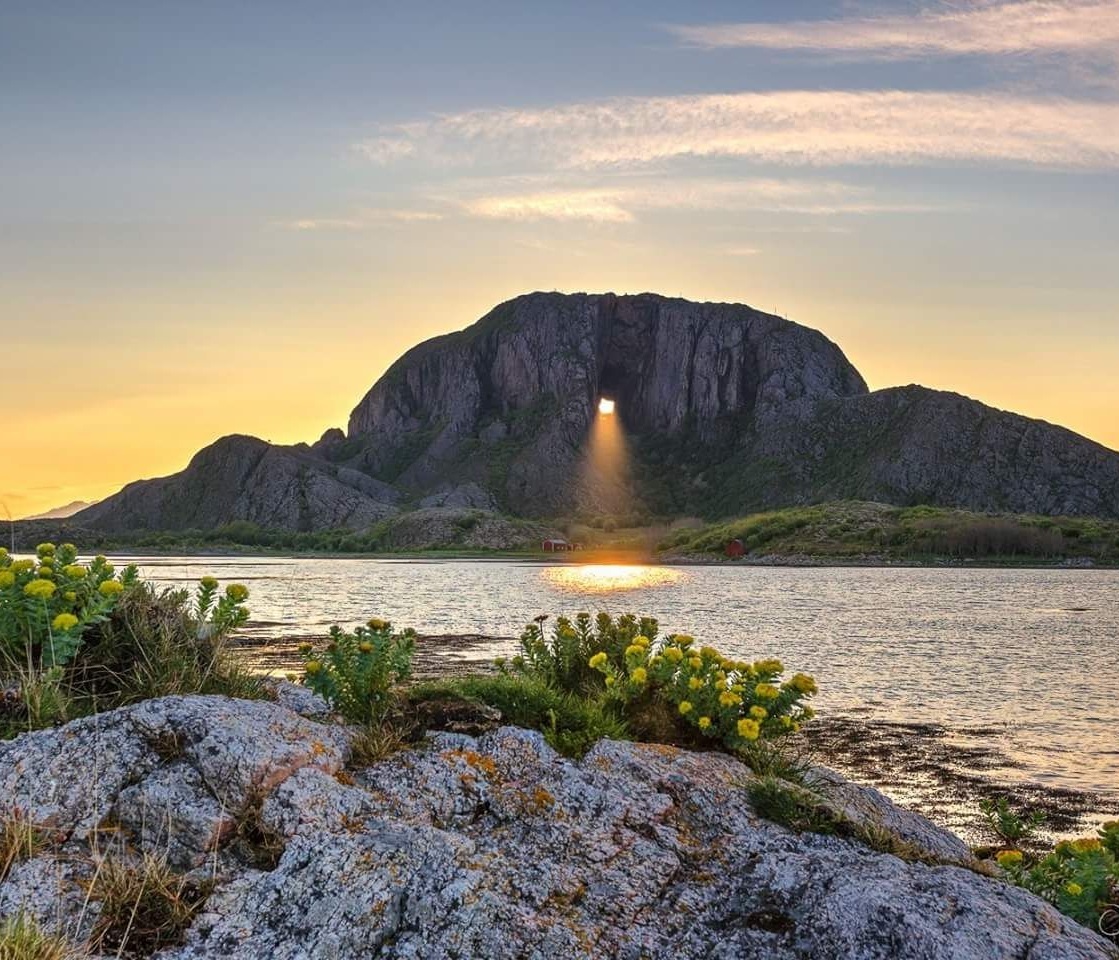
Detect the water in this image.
<box><xmin>123</xmin><ymin>556</ymin><xmax>1119</xmax><ymax>802</ymax></box>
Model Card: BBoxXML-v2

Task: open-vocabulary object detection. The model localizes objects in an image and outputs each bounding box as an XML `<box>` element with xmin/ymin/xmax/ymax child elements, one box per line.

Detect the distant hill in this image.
<box><xmin>72</xmin><ymin>292</ymin><xmax>1119</xmax><ymax>534</ymax></box>
<box><xmin>21</xmin><ymin>500</ymin><xmax>96</xmax><ymax>521</ymax></box>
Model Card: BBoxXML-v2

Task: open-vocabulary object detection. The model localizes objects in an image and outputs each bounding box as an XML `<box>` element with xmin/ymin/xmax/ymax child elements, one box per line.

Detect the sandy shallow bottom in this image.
<box><xmin>234</xmin><ymin>633</ymin><xmax>1118</xmax><ymax>848</ymax></box>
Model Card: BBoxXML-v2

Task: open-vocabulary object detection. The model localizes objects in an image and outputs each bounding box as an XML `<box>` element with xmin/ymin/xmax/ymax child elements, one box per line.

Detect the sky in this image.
<box><xmin>2</xmin><ymin>0</ymin><xmax>1118</xmax><ymax>517</ymax></box>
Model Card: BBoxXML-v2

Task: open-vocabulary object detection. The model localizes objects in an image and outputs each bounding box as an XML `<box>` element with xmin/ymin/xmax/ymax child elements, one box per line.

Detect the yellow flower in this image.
<box><xmin>996</xmin><ymin>850</ymin><xmax>1023</xmax><ymax>867</ymax></box>
<box><xmin>678</xmin><ymin>701</ymin><xmax>693</xmax><ymax>715</ymax></box>
<box><xmin>688</xmin><ymin>657</ymin><xmax>703</xmax><ymax>670</ymax></box>
<box><xmin>718</xmin><ymin>691</ymin><xmax>742</xmax><ymax>707</ymax></box>
<box><xmin>649</xmin><ymin>655</ymin><xmax>663</xmax><ymax>669</ymax></box>
<box><xmin>714</xmin><ymin>678</ymin><xmax>727</xmax><ymax>692</ymax></box>
<box><xmin>699</xmin><ymin>645</ymin><xmax>719</xmax><ymax>661</ymax></box>
<box><xmin>697</xmin><ymin>716</ymin><xmax>712</xmax><ymax>730</ymax></box>
<box><xmin>0</xmin><ymin>572</ymin><xmax>14</xmax><ymax>589</ymax></box>
<box><xmin>736</xmin><ymin>718</ymin><xmax>760</xmax><ymax>741</ymax></box>
<box><xmin>0</xmin><ymin>547</ymin><xmax>7</xmax><ymax>558</ymax></box>
<box><xmin>24</xmin><ymin>579</ymin><xmax>56</xmax><ymax>600</ymax></box>
<box><xmin>1065</xmin><ymin>882</ymin><xmax>1083</xmax><ymax>896</ymax></box>
<box><xmin>64</xmin><ymin>591</ymin><xmax>77</xmax><ymax>603</ymax></box>
<box><xmin>98</xmin><ymin>580</ymin><xmax>124</xmax><ymax>598</ymax></box>
<box><xmin>358</xmin><ymin>641</ymin><xmax>374</xmax><ymax>653</ymax></box>
<box><xmin>305</xmin><ymin>660</ymin><xmax>322</xmax><ymax>675</ymax></box>
<box><xmin>750</xmin><ymin>706</ymin><xmax>768</xmax><ymax>720</ymax></box>
<box><xmin>633</xmin><ymin>635</ymin><xmax>650</xmax><ymax>648</ymax></box>
<box><xmin>1071</xmin><ymin>838</ymin><xmax>1102</xmax><ymax>853</ymax></box>
<box><xmin>200</xmin><ymin>576</ymin><xmax>219</xmax><ymax>590</ymax></box>
<box><xmin>675</xmin><ymin>635</ymin><xmax>694</xmax><ymax>648</ymax></box>
<box><xmin>588</xmin><ymin>652</ymin><xmax>608</xmax><ymax>669</ymax></box>
<box><xmin>789</xmin><ymin>673</ymin><xmax>818</xmax><ymax>696</ymax></box>
<box><xmin>604</xmin><ymin>675</ymin><xmax>616</xmax><ymax>688</ymax></box>
<box><xmin>36</xmin><ymin>543</ymin><xmax>56</xmax><ymax>557</ymax></box>
<box><xmin>663</xmin><ymin>647</ymin><xmax>683</xmax><ymax>663</ymax></box>
<box><xmin>63</xmin><ymin>564</ymin><xmax>85</xmax><ymax>579</ymax></box>
<box><xmin>688</xmin><ymin>676</ymin><xmax>703</xmax><ymax>691</ymax></box>
<box><xmin>226</xmin><ymin>584</ymin><xmax>249</xmax><ymax>603</ymax></box>
<box><xmin>630</xmin><ymin>667</ymin><xmax>647</xmax><ymax>685</ymax></box>
<box><xmin>624</xmin><ymin>643</ymin><xmax>645</xmax><ymax>658</ymax></box>
<box><xmin>754</xmin><ymin>658</ymin><xmax>784</xmax><ymax>674</ymax></box>
<box><xmin>297</xmin><ymin>642</ymin><xmax>313</xmax><ymax>654</ymax></box>
<box><xmin>12</xmin><ymin>560</ymin><xmax>35</xmax><ymax>573</ymax></box>
<box><xmin>52</xmin><ymin>613</ymin><xmax>79</xmax><ymax>632</ymax></box>
<box><xmin>755</xmin><ymin>683</ymin><xmax>780</xmax><ymax>700</ymax></box>
<box><xmin>367</xmin><ymin>617</ymin><xmax>390</xmax><ymax>631</ymax></box>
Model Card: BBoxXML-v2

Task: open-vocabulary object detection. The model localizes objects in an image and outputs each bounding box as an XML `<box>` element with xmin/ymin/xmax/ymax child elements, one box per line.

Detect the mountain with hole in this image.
<box><xmin>66</xmin><ymin>292</ymin><xmax>1119</xmax><ymax>537</ymax></box>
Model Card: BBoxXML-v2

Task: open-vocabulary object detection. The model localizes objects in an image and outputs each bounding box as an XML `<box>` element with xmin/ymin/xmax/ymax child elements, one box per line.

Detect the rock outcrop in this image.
<box><xmin>1</xmin><ymin>694</ymin><xmax>1115</xmax><ymax>959</ymax></box>
<box><xmin>71</xmin><ymin>292</ymin><xmax>1119</xmax><ymax>530</ymax></box>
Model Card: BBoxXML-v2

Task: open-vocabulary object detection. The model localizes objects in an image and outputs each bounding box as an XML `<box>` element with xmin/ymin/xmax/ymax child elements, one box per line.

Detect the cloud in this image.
<box><xmin>460</xmin><ymin>178</ymin><xmax>941</xmax><ymax>222</ymax></box>
<box><xmin>282</xmin><ymin>209</ymin><xmax>444</xmax><ymax>230</ymax></box>
<box><xmin>666</xmin><ymin>1</ymin><xmax>1119</xmax><ymax>58</ymax></box>
<box><xmin>357</xmin><ymin>90</ymin><xmax>1119</xmax><ymax>171</ymax></box>
<box><xmin>353</xmin><ymin>137</ymin><xmax>416</xmax><ymax>164</ymax></box>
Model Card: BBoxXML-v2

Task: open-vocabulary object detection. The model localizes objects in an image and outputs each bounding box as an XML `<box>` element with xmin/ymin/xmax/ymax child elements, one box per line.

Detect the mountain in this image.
<box><xmin>20</xmin><ymin>500</ymin><xmax>95</xmax><ymax>521</ymax></box>
<box><xmin>73</xmin><ymin>292</ymin><xmax>1119</xmax><ymax>533</ymax></box>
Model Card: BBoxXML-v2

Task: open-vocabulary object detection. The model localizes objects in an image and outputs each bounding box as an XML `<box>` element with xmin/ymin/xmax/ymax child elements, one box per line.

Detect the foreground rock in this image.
<box><xmin>0</xmin><ymin>695</ymin><xmax>1114</xmax><ymax>959</ymax></box>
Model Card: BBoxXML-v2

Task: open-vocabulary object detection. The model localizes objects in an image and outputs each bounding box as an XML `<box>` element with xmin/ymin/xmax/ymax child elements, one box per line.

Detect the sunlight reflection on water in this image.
<box><xmin>543</xmin><ymin>564</ymin><xmax>684</xmax><ymax>593</ymax></box>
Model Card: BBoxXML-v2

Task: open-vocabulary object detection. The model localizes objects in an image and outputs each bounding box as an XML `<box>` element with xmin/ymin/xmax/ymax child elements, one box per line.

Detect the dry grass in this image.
<box><xmin>227</xmin><ymin>792</ymin><xmax>286</xmax><ymax>871</ymax></box>
<box><xmin>0</xmin><ymin>811</ymin><xmax>51</xmax><ymax>884</ymax></box>
<box><xmin>0</xmin><ymin>914</ymin><xmax>84</xmax><ymax>960</ymax></box>
<box><xmin>84</xmin><ymin>853</ymin><xmax>211</xmax><ymax>959</ymax></box>
<box><xmin>348</xmin><ymin>723</ymin><xmax>407</xmax><ymax>767</ymax></box>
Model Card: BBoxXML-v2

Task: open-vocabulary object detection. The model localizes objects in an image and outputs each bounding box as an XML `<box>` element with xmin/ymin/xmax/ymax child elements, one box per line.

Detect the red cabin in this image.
<box><xmin>542</xmin><ymin>538</ymin><xmax>573</xmax><ymax>552</ymax></box>
<box><xmin>725</xmin><ymin>538</ymin><xmax>746</xmax><ymax>558</ymax></box>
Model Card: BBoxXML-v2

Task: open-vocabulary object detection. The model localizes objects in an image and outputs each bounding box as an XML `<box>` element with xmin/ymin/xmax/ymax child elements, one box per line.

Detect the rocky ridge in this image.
<box><xmin>1</xmin><ymin>693</ymin><xmax>1115</xmax><ymax>959</ymax></box>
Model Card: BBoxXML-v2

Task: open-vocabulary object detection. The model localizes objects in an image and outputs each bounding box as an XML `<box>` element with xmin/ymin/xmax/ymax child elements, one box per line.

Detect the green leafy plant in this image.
<box><xmin>505</xmin><ymin>612</ymin><xmax>658</xmax><ymax>695</ymax></box>
<box><xmin>997</xmin><ymin>821</ymin><xmax>1119</xmax><ymax>942</ymax></box>
<box><xmin>0</xmin><ymin>544</ymin><xmax>136</xmax><ymax>669</ymax></box>
<box><xmin>979</xmin><ymin>795</ymin><xmax>1047</xmax><ymax>846</ymax></box>
<box><xmin>299</xmin><ymin>618</ymin><xmax>415</xmax><ymax>724</ymax></box>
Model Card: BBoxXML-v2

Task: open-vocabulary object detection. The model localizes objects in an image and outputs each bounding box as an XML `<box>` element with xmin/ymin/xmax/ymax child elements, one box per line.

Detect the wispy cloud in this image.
<box><xmin>666</xmin><ymin>1</ymin><xmax>1119</xmax><ymax>58</ymax></box>
<box><xmin>460</xmin><ymin>178</ymin><xmax>941</xmax><ymax>222</ymax></box>
<box><xmin>357</xmin><ymin>90</ymin><xmax>1119</xmax><ymax>171</ymax></box>
<box><xmin>281</xmin><ymin>208</ymin><xmax>444</xmax><ymax>230</ymax></box>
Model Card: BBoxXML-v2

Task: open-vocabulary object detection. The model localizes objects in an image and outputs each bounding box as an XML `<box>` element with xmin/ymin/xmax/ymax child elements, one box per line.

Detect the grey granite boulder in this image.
<box><xmin>0</xmin><ymin>697</ymin><xmax>1115</xmax><ymax>960</ymax></box>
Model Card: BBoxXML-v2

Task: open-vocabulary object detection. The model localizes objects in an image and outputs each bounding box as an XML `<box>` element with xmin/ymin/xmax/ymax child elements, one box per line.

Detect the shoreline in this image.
<box><xmin>233</xmin><ymin>632</ymin><xmax>1119</xmax><ymax>848</ymax></box>
<box><xmin>77</xmin><ymin>546</ymin><xmax>1118</xmax><ymax>571</ymax></box>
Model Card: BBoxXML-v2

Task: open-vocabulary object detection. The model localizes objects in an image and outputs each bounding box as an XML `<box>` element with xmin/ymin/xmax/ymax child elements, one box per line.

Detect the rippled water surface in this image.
<box><xmin>126</xmin><ymin>556</ymin><xmax>1119</xmax><ymax>800</ymax></box>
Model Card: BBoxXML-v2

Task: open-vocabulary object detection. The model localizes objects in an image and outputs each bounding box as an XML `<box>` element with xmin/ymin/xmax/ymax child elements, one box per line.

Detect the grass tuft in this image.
<box><xmin>85</xmin><ymin>853</ymin><xmax>211</xmax><ymax>959</ymax></box>
<box><xmin>0</xmin><ymin>913</ymin><xmax>84</xmax><ymax>960</ymax></box>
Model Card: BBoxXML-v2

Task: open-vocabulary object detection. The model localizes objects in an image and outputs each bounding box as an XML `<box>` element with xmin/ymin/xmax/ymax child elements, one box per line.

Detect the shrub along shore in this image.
<box><xmin>1</xmin><ymin>544</ymin><xmax>1117</xmax><ymax>956</ymax></box>
<box><xmin>10</xmin><ymin>500</ymin><xmax>1119</xmax><ymax>565</ymax></box>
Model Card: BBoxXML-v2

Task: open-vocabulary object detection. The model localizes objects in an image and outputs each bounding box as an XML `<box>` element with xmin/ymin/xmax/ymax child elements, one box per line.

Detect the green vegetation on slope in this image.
<box><xmin>660</xmin><ymin>501</ymin><xmax>1119</xmax><ymax>564</ymax></box>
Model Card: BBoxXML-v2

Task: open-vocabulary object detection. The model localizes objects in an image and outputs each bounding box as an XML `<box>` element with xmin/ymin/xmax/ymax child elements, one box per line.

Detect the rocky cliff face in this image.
<box><xmin>73</xmin><ymin>291</ymin><xmax>1119</xmax><ymax>531</ymax></box>
<box><xmin>75</xmin><ymin>435</ymin><xmax>400</xmax><ymax>534</ymax></box>
<box><xmin>1</xmin><ymin>693</ymin><xmax>1115</xmax><ymax>959</ymax></box>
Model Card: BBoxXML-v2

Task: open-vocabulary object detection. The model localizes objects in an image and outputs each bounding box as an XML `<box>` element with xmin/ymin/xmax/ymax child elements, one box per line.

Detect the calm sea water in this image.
<box><xmin>121</xmin><ymin>556</ymin><xmax>1119</xmax><ymax>801</ymax></box>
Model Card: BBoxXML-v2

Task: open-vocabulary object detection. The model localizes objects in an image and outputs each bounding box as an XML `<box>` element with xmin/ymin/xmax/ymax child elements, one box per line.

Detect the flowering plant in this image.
<box><xmin>0</xmin><ymin>544</ymin><xmax>137</xmax><ymax>668</ymax></box>
<box><xmin>505</xmin><ymin>612</ymin><xmax>659</xmax><ymax>694</ymax></box>
<box><xmin>300</xmin><ymin>618</ymin><xmax>415</xmax><ymax>724</ymax></box>
<box><xmin>589</xmin><ymin>632</ymin><xmax>817</xmax><ymax>752</ymax></box>
<box><xmin>998</xmin><ymin>822</ymin><xmax>1119</xmax><ymax>939</ymax></box>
